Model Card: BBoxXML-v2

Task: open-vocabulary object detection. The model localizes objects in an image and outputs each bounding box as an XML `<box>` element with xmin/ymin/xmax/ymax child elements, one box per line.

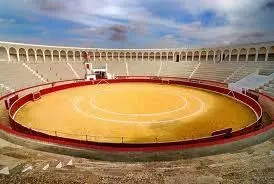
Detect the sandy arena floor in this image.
<box><xmin>14</xmin><ymin>83</ymin><xmax>257</xmax><ymax>143</ymax></box>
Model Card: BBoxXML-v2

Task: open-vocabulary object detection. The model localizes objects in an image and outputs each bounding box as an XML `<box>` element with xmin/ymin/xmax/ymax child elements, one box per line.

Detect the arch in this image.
<box><xmin>75</xmin><ymin>51</ymin><xmax>80</xmax><ymax>61</ymax></box>
<box><xmin>88</xmin><ymin>52</ymin><xmax>94</xmax><ymax>61</ymax></box>
<box><xmin>0</xmin><ymin>47</ymin><xmax>8</xmax><ymax>61</ymax></box>
<box><xmin>138</xmin><ymin>52</ymin><xmax>142</xmax><ymax>60</ymax></box>
<box><xmin>193</xmin><ymin>51</ymin><xmax>200</xmax><ymax>62</ymax></box>
<box><xmin>52</xmin><ymin>50</ymin><xmax>59</xmax><ymax>62</ymax></box>
<box><xmin>9</xmin><ymin>47</ymin><xmax>17</xmax><ymax>62</ymax></box>
<box><xmin>67</xmin><ymin>51</ymin><xmax>73</xmax><ymax>61</ymax></box>
<box><xmin>60</xmin><ymin>50</ymin><xmax>66</xmax><ymax>62</ymax></box>
<box><xmin>200</xmin><ymin>51</ymin><xmax>207</xmax><ymax>62</ymax></box>
<box><xmin>248</xmin><ymin>48</ymin><xmax>256</xmax><ymax>62</ymax></box>
<box><xmin>161</xmin><ymin>52</ymin><xmax>167</xmax><ymax>61</ymax></box>
<box><xmin>174</xmin><ymin>52</ymin><xmax>180</xmax><ymax>62</ymax></box>
<box><xmin>230</xmin><ymin>49</ymin><xmax>238</xmax><ymax>62</ymax></box>
<box><xmin>19</xmin><ymin>48</ymin><xmax>27</xmax><ymax>62</ymax></box>
<box><xmin>36</xmin><ymin>49</ymin><xmax>43</xmax><ymax>62</ymax></box>
<box><xmin>155</xmin><ymin>52</ymin><xmax>160</xmax><ymax>61</ymax></box>
<box><xmin>119</xmin><ymin>52</ymin><xmax>125</xmax><ymax>61</ymax></box>
<box><xmin>143</xmin><ymin>52</ymin><xmax>148</xmax><ymax>61</ymax></box>
<box><xmin>28</xmin><ymin>48</ymin><xmax>35</xmax><ymax>62</ymax></box>
<box><xmin>126</xmin><ymin>52</ymin><xmax>131</xmax><ymax>60</ymax></box>
<box><xmin>239</xmin><ymin>48</ymin><xmax>247</xmax><ymax>62</ymax></box>
<box><xmin>222</xmin><ymin>50</ymin><xmax>230</xmax><ymax>62</ymax></box>
<box><xmin>101</xmin><ymin>52</ymin><xmax>106</xmax><ymax>61</ymax></box>
<box><xmin>113</xmin><ymin>52</ymin><xmax>118</xmax><ymax>61</ymax></box>
<box><xmin>207</xmin><ymin>50</ymin><xmax>214</xmax><ymax>62</ymax></box>
<box><xmin>107</xmin><ymin>52</ymin><xmax>112</xmax><ymax>61</ymax></box>
<box><xmin>215</xmin><ymin>50</ymin><xmax>222</xmax><ymax>63</ymax></box>
<box><xmin>95</xmin><ymin>52</ymin><xmax>100</xmax><ymax>61</ymax></box>
<box><xmin>132</xmin><ymin>52</ymin><xmax>137</xmax><ymax>60</ymax></box>
<box><xmin>44</xmin><ymin>50</ymin><xmax>52</xmax><ymax>62</ymax></box>
<box><xmin>187</xmin><ymin>51</ymin><xmax>192</xmax><ymax>61</ymax></box>
<box><xmin>268</xmin><ymin>46</ymin><xmax>274</xmax><ymax>62</ymax></box>
<box><xmin>168</xmin><ymin>52</ymin><xmax>173</xmax><ymax>61</ymax></box>
<box><xmin>180</xmin><ymin>52</ymin><xmax>186</xmax><ymax>61</ymax></box>
<box><xmin>258</xmin><ymin>47</ymin><xmax>266</xmax><ymax>62</ymax></box>
<box><xmin>149</xmin><ymin>52</ymin><xmax>154</xmax><ymax>61</ymax></box>
<box><xmin>81</xmin><ymin>51</ymin><xmax>87</xmax><ymax>61</ymax></box>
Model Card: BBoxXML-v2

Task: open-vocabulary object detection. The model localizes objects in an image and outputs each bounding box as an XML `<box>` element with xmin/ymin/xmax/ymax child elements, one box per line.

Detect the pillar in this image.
<box><xmin>265</xmin><ymin>48</ymin><xmax>269</xmax><ymax>62</ymax></box>
<box><xmin>16</xmin><ymin>50</ymin><xmax>20</xmax><ymax>62</ymax></box>
<box><xmin>255</xmin><ymin>50</ymin><xmax>258</xmax><ymax>62</ymax></box>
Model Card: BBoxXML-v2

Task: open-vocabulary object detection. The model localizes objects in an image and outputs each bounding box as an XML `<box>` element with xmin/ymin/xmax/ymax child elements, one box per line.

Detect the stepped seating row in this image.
<box><xmin>228</xmin><ymin>62</ymin><xmax>274</xmax><ymax>83</ymax></box>
<box><xmin>160</xmin><ymin>61</ymin><xmax>197</xmax><ymax>78</ymax></box>
<box><xmin>0</xmin><ymin>62</ymin><xmax>42</xmax><ymax>90</ymax></box>
<box><xmin>193</xmin><ymin>62</ymin><xmax>243</xmax><ymax>82</ymax></box>
<box><xmin>128</xmin><ymin>61</ymin><xmax>160</xmax><ymax>76</ymax></box>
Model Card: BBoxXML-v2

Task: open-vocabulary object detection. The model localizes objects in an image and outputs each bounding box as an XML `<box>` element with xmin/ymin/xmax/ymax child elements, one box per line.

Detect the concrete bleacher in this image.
<box><xmin>0</xmin><ymin>61</ymin><xmax>42</xmax><ymax>90</ymax></box>
<box><xmin>128</xmin><ymin>61</ymin><xmax>160</xmax><ymax>76</ymax></box>
<box><xmin>193</xmin><ymin>62</ymin><xmax>243</xmax><ymax>82</ymax></box>
<box><xmin>160</xmin><ymin>61</ymin><xmax>198</xmax><ymax>78</ymax></box>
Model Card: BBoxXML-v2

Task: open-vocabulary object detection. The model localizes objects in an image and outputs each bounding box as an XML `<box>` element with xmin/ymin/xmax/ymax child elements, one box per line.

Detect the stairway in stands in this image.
<box><xmin>22</xmin><ymin>63</ymin><xmax>47</xmax><ymax>83</ymax></box>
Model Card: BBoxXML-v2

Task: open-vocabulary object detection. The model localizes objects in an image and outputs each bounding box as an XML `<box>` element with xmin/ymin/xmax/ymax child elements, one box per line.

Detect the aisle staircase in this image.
<box><xmin>22</xmin><ymin>63</ymin><xmax>47</xmax><ymax>83</ymax></box>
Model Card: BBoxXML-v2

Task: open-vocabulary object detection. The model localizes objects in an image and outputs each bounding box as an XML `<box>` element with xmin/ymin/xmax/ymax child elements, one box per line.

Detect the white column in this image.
<box><xmin>229</xmin><ymin>51</ymin><xmax>232</xmax><ymax>62</ymax></box>
<box><xmin>255</xmin><ymin>50</ymin><xmax>258</xmax><ymax>62</ymax></box>
<box><xmin>80</xmin><ymin>52</ymin><xmax>82</xmax><ymax>62</ymax></box>
<box><xmin>26</xmin><ymin>50</ymin><xmax>29</xmax><ymax>62</ymax></box>
<box><xmin>236</xmin><ymin>52</ymin><xmax>239</xmax><ymax>62</ymax></box>
<box><xmin>34</xmin><ymin>50</ymin><xmax>37</xmax><ymax>62</ymax></box>
<box><xmin>265</xmin><ymin>48</ymin><xmax>269</xmax><ymax>62</ymax></box>
<box><xmin>185</xmin><ymin>52</ymin><xmax>188</xmax><ymax>61</ymax></box>
<box><xmin>7</xmin><ymin>48</ymin><xmax>11</xmax><ymax>62</ymax></box>
<box><xmin>58</xmin><ymin>52</ymin><xmax>61</xmax><ymax>62</ymax></box>
<box><xmin>220</xmin><ymin>51</ymin><xmax>223</xmax><ymax>62</ymax></box>
<box><xmin>16</xmin><ymin>50</ymin><xmax>20</xmax><ymax>62</ymax></box>
<box><xmin>142</xmin><ymin>53</ymin><xmax>143</xmax><ymax>61</ymax></box>
<box><xmin>99</xmin><ymin>52</ymin><xmax>101</xmax><ymax>61</ymax></box>
<box><xmin>245</xmin><ymin>50</ymin><xmax>249</xmax><ymax>62</ymax></box>
<box><xmin>198</xmin><ymin>52</ymin><xmax>201</xmax><ymax>62</ymax></box>
<box><xmin>73</xmin><ymin>52</ymin><xmax>75</xmax><ymax>62</ymax></box>
<box><xmin>213</xmin><ymin>51</ymin><xmax>216</xmax><ymax>63</ymax></box>
<box><xmin>192</xmin><ymin>53</ymin><xmax>194</xmax><ymax>62</ymax></box>
<box><xmin>51</xmin><ymin>52</ymin><xmax>54</xmax><ymax>62</ymax></box>
<box><xmin>43</xmin><ymin>52</ymin><xmax>45</xmax><ymax>62</ymax></box>
<box><xmin>206</xmin><ymin>52</ymin><xmax>208</xmax><ymax>62</ymax></box>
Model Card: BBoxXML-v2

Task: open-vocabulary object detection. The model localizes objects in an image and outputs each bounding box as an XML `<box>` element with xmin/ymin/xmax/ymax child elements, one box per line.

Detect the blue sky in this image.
<box><xmin>0</xmin><ymin>0</ymin><xmax>274</xmax><ymax>48</ymax></box>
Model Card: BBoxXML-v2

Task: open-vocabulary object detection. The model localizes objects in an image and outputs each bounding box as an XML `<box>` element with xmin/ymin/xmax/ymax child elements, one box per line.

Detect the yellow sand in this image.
<box><xmin>15</xmin><ymin>83</ymin><xmax>256</xmax><ymax>143</ymax></box>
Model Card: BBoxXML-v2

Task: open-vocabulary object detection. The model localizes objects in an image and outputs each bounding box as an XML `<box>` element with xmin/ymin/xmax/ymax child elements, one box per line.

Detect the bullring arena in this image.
<box><xmin>0</xmin><ymin>41</ymin><xmax>274</xmax><ymax>183</ymax></box>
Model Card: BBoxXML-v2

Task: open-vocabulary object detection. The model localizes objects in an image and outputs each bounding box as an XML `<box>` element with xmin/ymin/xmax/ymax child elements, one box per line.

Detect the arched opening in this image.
<box><xmin>88</xmin><ymin>52</ymin><xmax>94</xmax><ymax>61</ymax></box>
<box><xmin>138</xmin><ymin>52</ymin><xmax>142</xmax><ymax>61</ymax></box>
<box><xmin>223</xmin><ymin>50</ymin><xmax>230</xmax><ymax>62</ymax></box>
<box><xmin>168</xmin><ymin>52</ymin><xmax>173</xmax><ymax>61</ymax></box>
<box><xmin>36</xmin><ymin>49</ymin><xmax>43</xmax><ymax>62</ymax></box>
<box><xmin>28</xmin><ymin>49</ymin><xmax>35</xmax><ymax>62</ymax></box>
<box><xmin>258</xmin><ymin>47</ymin><xmax>266</xmax><ymax>61</ymax></box>
<box><xmin>120</xmin><ymin>52</ymin><xmax>125</xmax><ymax>61</ymax></box>
<box><xmin>268</xmin><ymin>46</ymin><xmax>274</xmax><ymax>62</ymax></box>
<box><xmin>95</xmin><ymin>52</ymin><xmax>100</xmax><ymax>61</ymax></box>
<box><xmin>101</xmin><ymin>52</ymin><xmax>106</xmax><ymax>61</ymax></box>
<box><xmin>9</xmin><ymin>47</ymin><xmax>17</xmax><ymax>62</ymax></box>
<box><xmin>19</xmin><ymin>48</ymin><xmax>27</xmax><ymax>62</ymax></box>
<box><xmin>207</xmin><ymin>50</ymin><xmax>214</xmax><ymax>62</ymax></box>
<box><xmin>231</xmin><ymin>49</ymin><xmax>238</xmax><ymax>62</ymax></box>
<box><xmin>0</xmin><ymin>47</ymin><xmax>8</xmax><ymax>61</ymax></box>
<box><xmin>174</xmin><ymin>52</ymin><xmax>179</xmax><ymax>62</ymax></box>
<box><xmin>143</xmin><ymin>52</ymin><xmax>148</xmax><ymax>61</ymax></box>
<box><xmin>53</xmin><ymin>50</ymin><xmax>59</xmax><ymax>61</ymax></box>
<box><xmin>81</xmin><ymin>51</ymin><xmax>87</xmax><ymax>61</ymax></box>
<box><xmin>161</xmin><ymin>52</ymin><xmax>167</xmax><ymax>61</ymax></box>
<box><xmin>107</xmin><ymin>52</ymin><xmax>112</xmax><ymax>61</ymax></box>
<box><xmin>75</xmin><ymin>51</ymin><xmax>80</xmax><ymax>61</ymax></box>
<box><xmin>114</xmin><ymin>52</ymin><xmax>118</xmax><ymax>61</ymax></box>
<box><xmin>156</xmin><ymin>52</ymin><xmax>160</xmax><ymax>61</ymax></box>
<box><xmin>248</xmin><ymin>48</ymin><xmax>256</xmax><ymax>62</ymax></box>
<box><xmin>187</xmin><ymin>51</ymin><xmax>192</xmax><ymax>61</ymax></box>
<box><xmin>239</xmin><ymin>48</ymin><xmax>247</xmax><ymax>62</ymax></box>
<box><xmin>193</xmin><ymin>51</ymin><xmax>199</xmax><ymax>62</ymax></box>
<box><xmin>201</xmin><ymin>51</ymin><xmax>207</xmax><ymax>62</ymax></box>
<box><xmin>60</xmin><ymin>50</ymin><xmax>66</xmax><ymax>62</ymax></box>
<box><xmin>181</xmin><ymin>52</ymin><xmax>186</xmax><ymax>61</ymax></box>
<box><xmin>149</xmin><ymin>52</ymin><xmax>154</xmax><ymax>61</ymax></box>
<box><xmin>67</xmin><ymin>51</ymin><xmax>73</xmax><ymax>61</ymax></box>
<box><xmin>44</xmin><ymin>50</ymin><xmax>52</xmax><ymax>62</ymax></box>
<box><xmin>126</xmin><ymin>52</ymin><xmax>131</xmax><ymax>60</ymax></box>
<box><xmin>215</xmin><ymin>50</ymin><xmax>222</xmax><ymax>63</ymax></box>
<box><xmin>132</xmin><ymin>52</ymin><xmax>136</xmax><ymax>61</ymax></box>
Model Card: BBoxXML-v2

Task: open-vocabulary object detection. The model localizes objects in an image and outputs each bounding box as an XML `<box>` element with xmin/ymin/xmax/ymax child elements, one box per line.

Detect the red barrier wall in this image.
<box><xmin>5</xmin><ymin>77</ymin><xmax>267</xmax><ymax>152</ymax></box>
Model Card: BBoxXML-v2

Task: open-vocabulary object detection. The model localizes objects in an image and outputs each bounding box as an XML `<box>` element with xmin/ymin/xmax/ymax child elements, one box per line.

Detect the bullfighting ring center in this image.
<box><xmin>1</xmin><ymin>75</ymin><xmax>273</xmax><ymax>161</ymax></box>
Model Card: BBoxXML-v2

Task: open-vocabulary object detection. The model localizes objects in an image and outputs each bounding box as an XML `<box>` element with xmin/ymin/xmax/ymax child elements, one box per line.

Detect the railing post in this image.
<box><xmin>155</xmin><ymin>137</ymin><xmax>158</xmax><ymax>143</ymax></box>
<box><xmin>122</xmin><ymin>137</ymin><xmax>124</xmax><ymax>143</ymax></box>
<box><xmin>85</xmin><ymin>134</ymin><xmax>88</xmax><ymax>141</ymax></box>
<box><xmin>55</xmin><ymin>131</ymin><xmax>57</xmax><ymax>137</ymax></box>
